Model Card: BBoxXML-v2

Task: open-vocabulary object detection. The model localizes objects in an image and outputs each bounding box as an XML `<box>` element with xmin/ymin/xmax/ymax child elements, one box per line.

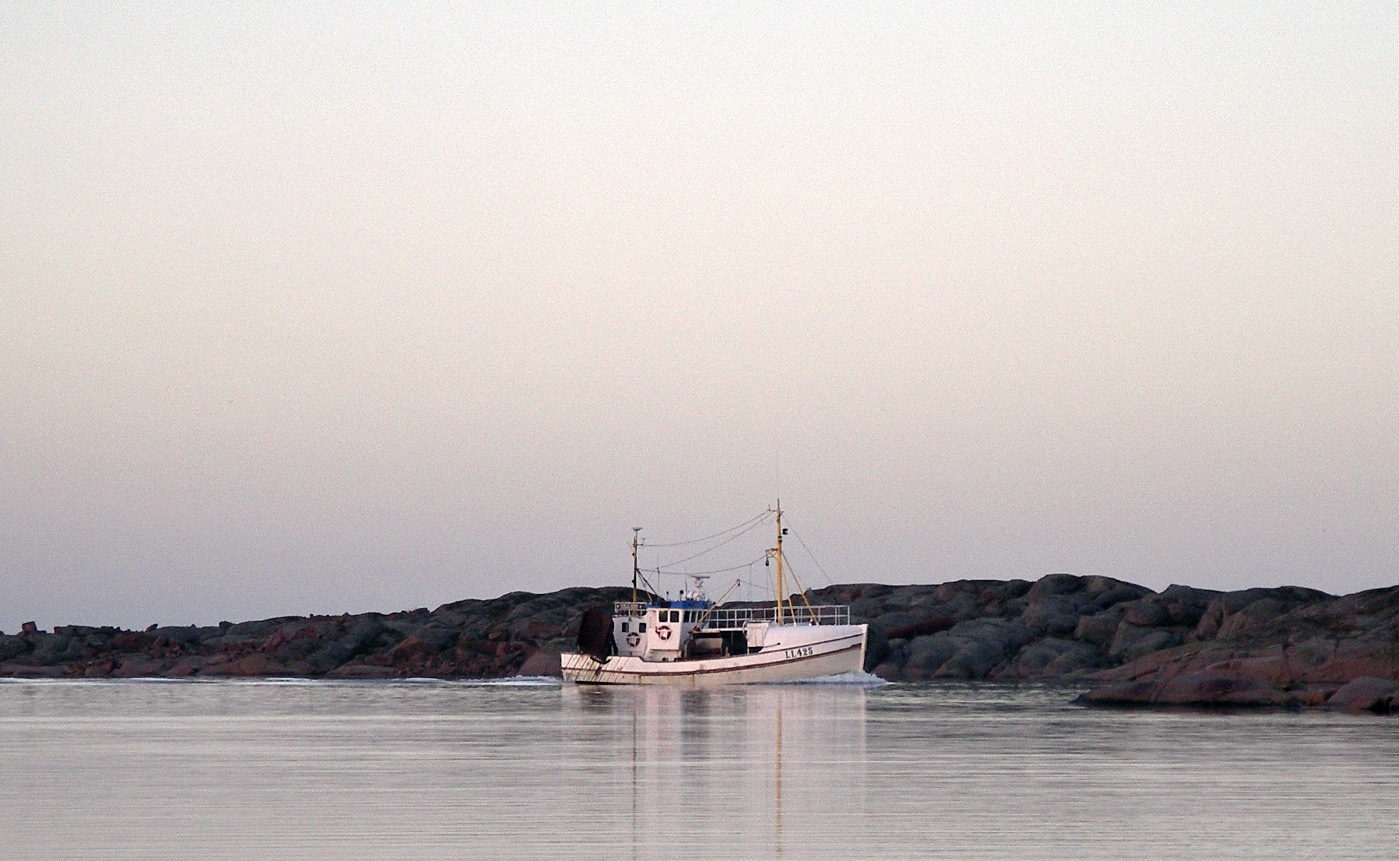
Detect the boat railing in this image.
<box><xmin>611</xmin><ymin>601</ymin><xmax>852</xmax><ymax>627</ymax></box>
<box><xmin>703</xmin><ymin>604</ymin><xmax>851</xmax><ymax>627</ymax></box>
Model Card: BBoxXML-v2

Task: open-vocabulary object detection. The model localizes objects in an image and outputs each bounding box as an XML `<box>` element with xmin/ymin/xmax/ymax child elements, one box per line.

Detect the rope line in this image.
<box><xmin>645</xmin><ymin>553</ymin><xmax>769</xmax><ymax>577</ymax></box>
<box><xmin>735</xmin><ymin>577</ymin><xmax>775</xmax><ymax>597</ymax></box>
<box><xmin>785</xmin><ymin>522</ymin><xmax>835</xmax><ymax>588</ymax></box>
<box><xmin>640</xmin><ymin>510</ymin><xmax>772</xmax><ymax>548</ymax></box>
<box><xmin>655</xmin><ymin>513</ymin><xmax>773</xmax><ymax>568</ymax></box>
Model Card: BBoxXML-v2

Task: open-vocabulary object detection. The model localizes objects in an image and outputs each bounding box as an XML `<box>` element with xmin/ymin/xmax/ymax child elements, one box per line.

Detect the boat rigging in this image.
<box><xmin>562</xmin><ymin>503</ymin><xmax>867</xmax><ymax>687</ymax></box>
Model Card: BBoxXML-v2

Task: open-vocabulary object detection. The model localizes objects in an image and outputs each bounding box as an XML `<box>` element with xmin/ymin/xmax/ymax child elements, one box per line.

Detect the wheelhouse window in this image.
<box><xmin>639</xmin><ymin>622</ymin><xmax>647</xmax><ymax>633</ymax></box>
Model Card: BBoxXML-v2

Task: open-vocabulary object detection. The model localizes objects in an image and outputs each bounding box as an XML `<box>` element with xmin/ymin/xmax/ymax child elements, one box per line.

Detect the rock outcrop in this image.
<box><xmin>0</xmin><ymin>586</ymin><xmax>632</xmax><ymax>681</ymax></box>
<box><xmin>1078</xmin><ymin>672</ymin><xmax>1299</xmax><ymax>708</ymax></box>
<box><xmin>817</xmin><ymin>574</ymin><xmax>1160</xmax><ymax>681</ymax></box>
<box><xmin>1074</xmin><ymin>584</ymin><xmax>1399</xmax><ymax>711</ymax></box>
<box><xmin>2</xmin><ymin>576</ymin><xmax>1396</xmax><ymax>706</ymax></box>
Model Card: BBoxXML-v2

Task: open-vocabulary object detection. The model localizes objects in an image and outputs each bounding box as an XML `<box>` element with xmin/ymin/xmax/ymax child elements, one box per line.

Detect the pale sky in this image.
<box><xmin>2</xmin><ymin>3</ymin><xmax>1396</xmax><ymax>632</ymax></box>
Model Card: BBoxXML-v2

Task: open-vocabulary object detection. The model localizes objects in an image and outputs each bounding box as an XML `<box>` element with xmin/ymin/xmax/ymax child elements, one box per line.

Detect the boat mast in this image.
<box><xmin>632</xmin><ymin>526</ymin><xmax>641</xmax><ymax>605</ymax></box>
<box><xmin>773</xmin><ymin>501</ymin><xmax>785</xmax><ymax>625</ymax></box>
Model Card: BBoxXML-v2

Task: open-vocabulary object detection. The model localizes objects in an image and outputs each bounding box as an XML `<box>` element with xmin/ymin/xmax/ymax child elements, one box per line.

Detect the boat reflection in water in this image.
<box><xmin>560</xmin><ymin>681</ymin><xmax>870</xmax><ymax>857</ymax></box>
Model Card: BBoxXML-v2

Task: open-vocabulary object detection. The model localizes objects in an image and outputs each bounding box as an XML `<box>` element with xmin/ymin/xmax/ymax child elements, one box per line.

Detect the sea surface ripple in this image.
<box><xmin>0</xmin><ymin>678</ymin><xmax>1395</xmax><ymax>859</ymax></box>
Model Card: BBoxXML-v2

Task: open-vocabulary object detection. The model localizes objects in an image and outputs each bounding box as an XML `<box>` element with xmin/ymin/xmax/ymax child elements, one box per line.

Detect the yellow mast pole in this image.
<box><xmin>631</xmin><ymin>527</ymin><xmax>641</xmax><ymax>606</ymax></box>
<box><xmin>774</xmin><ymin>501</ymin><xmax>785</xmax><ymax>625</ymax></box>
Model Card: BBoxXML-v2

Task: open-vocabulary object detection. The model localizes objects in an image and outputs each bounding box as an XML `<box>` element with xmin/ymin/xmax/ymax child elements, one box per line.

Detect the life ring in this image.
<box><xmin>656</xmin><ymin>625</ymin><xmax>672</xmax><ymax>641</ymax></box>
<box><xmin>626</xmin><ymin>632</ymin><xmax>640</xmax><ymax>647</ymax></box>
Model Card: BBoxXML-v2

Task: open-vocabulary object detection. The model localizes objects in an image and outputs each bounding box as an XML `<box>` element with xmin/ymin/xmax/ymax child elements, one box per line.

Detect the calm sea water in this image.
<box><xmin>0</xmin><ymin>677</ymin><xmax>1395</xmax><ymax>859</ymax></box>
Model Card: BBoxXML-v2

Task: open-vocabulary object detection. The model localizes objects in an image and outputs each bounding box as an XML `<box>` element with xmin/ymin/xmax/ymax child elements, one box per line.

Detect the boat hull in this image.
<box><xmin>562</xmin><ymin>624</ymin><xmax>866</xmax><ymax>687</ymax></box>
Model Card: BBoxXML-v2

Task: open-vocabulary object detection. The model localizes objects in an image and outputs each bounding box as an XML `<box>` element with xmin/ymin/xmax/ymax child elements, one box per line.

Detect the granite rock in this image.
<box><xmin>1325</xmin><ymin>676</ymin><xmax>1397</xmax><ymax>713</ymax></box>
<box><xmin>4</xmin><ymin>576</ymin><xmax>1396</xmax><ymax>696</ymax></box>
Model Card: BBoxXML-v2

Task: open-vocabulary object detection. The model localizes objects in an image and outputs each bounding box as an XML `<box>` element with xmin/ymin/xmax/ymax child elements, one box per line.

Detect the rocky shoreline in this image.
<box><xmin>834</xmin><ymin>575</ymin><xmax>1399</xmax><ymax>713</ymax></box>
<box><xmin>0</xmin><ymin>587</ymin><xmax>631</xmax><ymax>682</ymax></box>
<box><xmin>3</xmin><ymin>574</ymin><xmax>1396</xmax><ymax>712</ymax></box>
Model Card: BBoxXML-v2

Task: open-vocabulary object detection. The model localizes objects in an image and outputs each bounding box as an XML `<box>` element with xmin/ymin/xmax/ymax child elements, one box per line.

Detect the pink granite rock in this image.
<box><xmin>200</xmin><ymin>653</ymin><xmax>285</xmax><ymax>677</ymax></box>
<box><xmin>325</xmin><ymin>662</ymin><xmax>398</xmax><ymax>679</ymax></box>
<box><xmin>1326</xmin><ymin>677</ymin><xmax>1397</xmax><ymax>713</ymax></box>
<box><xmin>1081</xmin><ymin>672</ymin><xmax>1296</xmax><ymax>707</ymax></box>
<box><xmin>517</xmin><ymin>647</ymin><xmax>562</xmax><ymax>677</ymax></box>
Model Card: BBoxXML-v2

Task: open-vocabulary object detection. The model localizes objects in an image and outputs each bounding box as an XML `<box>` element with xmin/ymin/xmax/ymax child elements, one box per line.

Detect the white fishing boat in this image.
<box><xmin>562</xmin><ymin>505</ymin><xmax>867</xmax><ymax>687</ymax></box>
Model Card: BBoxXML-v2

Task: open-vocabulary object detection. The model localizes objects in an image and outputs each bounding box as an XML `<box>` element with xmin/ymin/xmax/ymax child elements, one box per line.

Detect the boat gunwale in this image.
<box><xmin>562</xmin><ymin>631</ymin><xmax>865</xmax><ymax>681</ymax></box>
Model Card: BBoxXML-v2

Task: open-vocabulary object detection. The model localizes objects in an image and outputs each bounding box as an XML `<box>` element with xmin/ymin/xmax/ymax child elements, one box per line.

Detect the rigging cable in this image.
<box><xmin>736</xmin><ymin>577</ymin><xmax>775</xmax><ymax>597</ymax></box>
<box><xmin>656</xmin><ymin>512</ymin><xmax>775</xmax><ymax>568</ymax></box>
<box><xmin>645</xmin><ymin>553</ymin><xmax>769</xmax><ymax>578</ymax></box>
<box><xmin>778</xmin><ymin>555</ymin><xmax>821</xmax><ymax>619</ymax></box>
<box><xmin>634</xmin><ymin>567</ymin><xmax>661</xmax><ymax>598</ymax></box>
<box><xmin>640</xmin><ymin>510</ymin><xmax>773</xmax><ymax>548</ymax></box>
<box><xmin>784</xmin><ymin>521</ymin><xmax>835</xmax><ymax>588</ymax></box>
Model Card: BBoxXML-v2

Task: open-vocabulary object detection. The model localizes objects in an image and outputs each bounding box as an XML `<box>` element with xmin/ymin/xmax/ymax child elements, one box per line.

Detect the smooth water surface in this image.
<box><xmin>0</xmin><ymin>678</ymin><xmax>1395</xmax><ymax>859</ymax></box>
